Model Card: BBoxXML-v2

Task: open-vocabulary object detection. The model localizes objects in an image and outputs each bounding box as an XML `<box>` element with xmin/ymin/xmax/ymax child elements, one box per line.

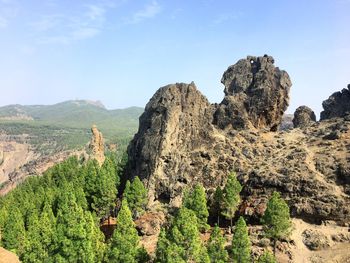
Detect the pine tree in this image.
<box><xmin>155</xmin><ymin>229</ymin><xmax>184</xmax><ymax>263</ymax></box>
<box><xmin>155</xmin><ymin>207</ymin><xmax>209</xmax><ymax>263</ymax></box>
<box><xmin>221</xmin><ymin>172</ymin><xmax>242</xmax><ymax>228</ymax></box>
<box><xmin>232</xmin><ymin>216</ymin><xmax>251</xmax><ymax>263</ymax></box>
<box><xmin>183</xmin><ymin>184</ymin><xmax>209</xmax><ymax>231</ymax></box>
<box><xmin>106</xmin><ymin>200</ymin><xmax>140</xmax><ymax>263</ymax></box>
<box><xmin>2</xmin><ymin>207</ymin><xmax>26</xmax><ymax>256</ymax></box>
<box><xmin>207</xmin><ymin>225</ymin><xmax>228</xmax><ymax>263</ymax></box>
<box><xmin>55</xmin><ymin>190</ymin><xmax>102</xmax><ymax>262</ymax></box>
<box><xmin>84</xmin><ymin>158</ymin><xmax>118</xmax><ymax>218</ymax></box>
<box><xmin>123</xmin><ymin>177</ymin><xmax>148</xmax><ymax>217</ymax></box>
<box><xmin>23</xmin><ymin>211</ymin><xmax>46</xmax><ymax>262</ymax></box>
<box><xmin>261</xmin><ymin>192</ymin><xmax>292</xmax><ymax>255</ymax></box>
<box><xmin>257</xmin><ymin>250</ymin><xmax>277</xmax><ymax>263</ymax></box>
<box><xmin>39</xmin><ymin>202</ymin><xmax>56</xmax><ymax>260</ymax></box>
<box><xmin>213</xmin><ymin>186</ymin><xmax>223</xmax><ymax>226</ymax></box>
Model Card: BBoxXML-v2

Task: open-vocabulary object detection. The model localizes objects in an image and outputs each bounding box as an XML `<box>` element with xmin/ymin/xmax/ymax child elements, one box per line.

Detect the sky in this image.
<box><xmin>0</xmin><ymin>0</ymin><xmax>349</xmax><ymax>117</ymax></box>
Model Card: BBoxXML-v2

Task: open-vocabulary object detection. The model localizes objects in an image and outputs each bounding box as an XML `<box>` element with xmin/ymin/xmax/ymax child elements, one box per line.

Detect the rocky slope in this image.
<box><xmin>128</xmin><ymin>55</ymin><xmax>350</xmax><ymax>262</ymax></box>
<box><xmin>0</xmin><ymin>125</ymin><xmax>107</xmax><ymax>196</ymax></box>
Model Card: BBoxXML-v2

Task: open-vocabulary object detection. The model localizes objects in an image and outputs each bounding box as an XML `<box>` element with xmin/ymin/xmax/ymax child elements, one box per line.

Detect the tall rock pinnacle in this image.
<box><xmin>89</xmin><ymin>124</ymin><xmax>105</xmax><ymax>165</ymax></box>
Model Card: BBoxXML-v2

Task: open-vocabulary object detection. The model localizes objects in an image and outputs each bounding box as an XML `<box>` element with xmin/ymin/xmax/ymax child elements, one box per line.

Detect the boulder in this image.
<box><xmin>214</xmin><ymin>55</ymin><xmax>291</xmax><ymax>131</ymax></box>
<box><xmin>320</xmin><ymin>84</ymin><xmax>350</xmax><ymax>120</ymax></box>
<box><xmin>135</xmin><ymin>211</ymin><xmax>165</xmax><ymax>236</ymax></box>
<box><xmin>293</xmin><ymin>106</ymin><xmax>316</xmax><ymax>128</ymax></box>
<box><xmin>302</xmin><ymin>229</ymin><xmax>330</xmax><ymax>250</ymax></box>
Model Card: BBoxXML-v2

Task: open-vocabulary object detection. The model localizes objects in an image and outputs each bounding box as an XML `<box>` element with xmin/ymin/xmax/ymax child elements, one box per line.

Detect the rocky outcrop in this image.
<box><xmin>214</xmin><ymin>55</ymin><xmax>291</xmax><ymax>131</ymax></box>
<box><xmin>128</xmin><ymin>82</ymin><xmax>215</xmax><ymax>206</ymax></box>
<box><xmin>89</xmin><ymin>125</ymin><xmax>105</xmax><ymax>165</ymax></box>
<box><xmin>127</xmin><ymin>55</ymin><xmax>350</xmax><ymax>226</ymax></box>
<box><xmin>302</xmin><ymin>229</ymin><xmax>330</xmax><ymax>251</ymax></box>
<box><xmin>293</xmin><ymin>106</ymin><xmax>316</xmax><ymax>128</ymax></box>
<box><xmin>320</xmin><ymin>84</ymin><xmax>350</xmax><ymax>120</ymax></box>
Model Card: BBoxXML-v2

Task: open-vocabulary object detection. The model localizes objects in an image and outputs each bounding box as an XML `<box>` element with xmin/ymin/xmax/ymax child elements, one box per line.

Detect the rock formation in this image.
<box><xmin>214</xmin><ymin>55</ymin><xmax>291</xmax><ymax>131</ymax></box>
<box><xmin>293</xmin><ymin>106</ymin><xmax>316</xmax><ymax>128</ymax></box>
<box><xmin>320</xmin><ymin>84</ymin><xmax>350</xmax><ymax>120</ymax></box>
<box><xmin>128</xmin><ymin>55</ymin><xmax>350</xmax><ymax>228</ymax></box>
<box><xmin>89</xmin><ymin>125</ymin><xmax>105</xmax><ymax>165</ymax></box>
<box><xmin>128</xmin><ymin>82</ymin><xmax>215</xmax><ymax>206</ymax></box>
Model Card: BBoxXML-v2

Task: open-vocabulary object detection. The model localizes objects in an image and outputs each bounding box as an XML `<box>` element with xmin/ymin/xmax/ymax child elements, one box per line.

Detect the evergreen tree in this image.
<box><xmin>221</xmin><ymin>172</ymin><xmax>242</xmax><ymax>228</ymax></box>
<box><xmin>2</xmin><ymin>207</ymin><xmax>26</xmax><ymax>256</ymax></box>
<box><xmin>155</xmin><ymin>207</ymin><xmax>209</xmax><ymax>263</ymax></box>
<box><xmin>207</xmin><ymin>225</ymin><xmax>228</xmax><ymax>263</ymax></box>
<box><xmin>155</xmin><ymin>229</ymin><xmax>185</xmax><ymax>263</ymax></box>
<box><xmin>23</xmin><ymin>211</ymin><xmax>46</xmax><ymax>262</ymax></box>
<box><xmin>106</xmin><ymin>200</ymin><xmax>140</xmax><ymax>263</ymax></box>
<box><xmin>261</xmin><ymin>192</ymin><xmax>292</xmax><ymax>255</ymax></box>
<box><xmin>261</xmin><ymin>192</ymin><xmax>292</xmax><ymax>254</ymax></box>
<box><xmin>213</xmin><ymin>186</ymin><xmax>223</xmax><ymax>226</ymax></box>
<box><xmin>55</xmin><ymin>190</ymin><xmax>102</xmax><ymax>262</ymax></box>
<box><xmin>123</xmin><ymin>177</ymin><xmax>148</xmax><ymax>216</ymax></box>
<box><xmin>257</xmin><ymin>250</ymin><xmax>277</xmax><ymax>263</ymax></box>
<box><xmin>183</xmin><ymin>184</ymin><xmax>209</xmax><ymax>231</ymax></box>
<box><xmin>39</xmin><ymin>202</ymin><xmax>56</xmax><ymax>260</ymax></box>
<box><xmin>232</xmin><ymin>217</ymin><xmax>251</xmax><ymax>263</ymax></box>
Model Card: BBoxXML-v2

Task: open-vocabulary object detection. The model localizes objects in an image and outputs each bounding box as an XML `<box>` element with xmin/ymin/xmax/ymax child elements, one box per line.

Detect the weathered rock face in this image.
<box><xmin>320</xmin><ymin>84</ymin><xmax>350</xmax><ymax>120</ymax></box>
<box><xmin>89</xmin><ymin>125</ymin><xmax>105</xmax><ymax>165</ymax></box>
<box><xmin>127</xmin><ymin>55</ymin><xmax>350</xmax><ymax>226</ymax></box>
<box><xmin>128</xmin><ymin>82</ymin><xmax>215</xmax><ymax>206</ymax></box>
<box><xmin>214</xmin><ymin>55</ymin><xmax>291</xmax><ymax>131</ymax></box>
<box><xmin>302</xmin><ymin>229</ymin><xmax>330</xmax><ymax>251</ymax></box>
<box><xmin>293</xmin><ymin>106</ymin><xmax>316</xmax><ymax>128</ymax></box>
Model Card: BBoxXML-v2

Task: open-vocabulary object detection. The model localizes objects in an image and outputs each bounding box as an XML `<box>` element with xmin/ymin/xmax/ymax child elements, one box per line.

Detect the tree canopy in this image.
<box><xmin>221</xmin><ymin>172</ymin><xmax>242</xmax><ymax>228</ymax></box>
<box><xmin>261</xmin><ymin>192</ymin><xmax>292</xmax><ymax>254</ymax></box>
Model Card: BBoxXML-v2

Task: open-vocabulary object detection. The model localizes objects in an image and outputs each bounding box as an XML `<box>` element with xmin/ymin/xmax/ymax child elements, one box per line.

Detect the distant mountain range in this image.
<box><xmin>0</xmin><ymin>100</ymin><xmax>143</xmax><ymax>133</ymax></box>
<box><xmin>0</xmin><ymin>100</ymin><xmax>143</xmax><ymax>190</ymax></box>
<box><xmin>0</xmin><ymin>100</ymin><xmax>144</xmax><ymax>154</ymax></box>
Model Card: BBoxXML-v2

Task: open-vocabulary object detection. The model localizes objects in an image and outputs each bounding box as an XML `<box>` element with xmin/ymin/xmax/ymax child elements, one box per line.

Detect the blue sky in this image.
<box><xmin>0</xmin><ymin>0</ymin><xmax>349</xmax><ymax>117</ymax></box>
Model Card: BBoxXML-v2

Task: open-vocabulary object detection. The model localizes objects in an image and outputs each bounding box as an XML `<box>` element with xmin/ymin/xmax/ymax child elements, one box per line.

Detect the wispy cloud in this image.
<box><xmin>0</xmin><ymin>0</ymin><xmax>19</xmax><ymax>29</ymax></box>
<box><xmin>32</xmin><ymin>2</ymin><xmax>114</xmax><ymax>45</ymax></box>
<box><xmin>0</xmin><ymin>15</ymin><xmax>8</xmax><ymax>28</ymax></box>
<box><xmin>30</xmin><ymin>14</ymin><xmax>63</xmax><ymax>31</ymax></box>
<box><xmin>126</xmin><ymin>0</ymin><xmax>161</xmax><ymax>24</ymax></box>
<box><xmin>85</xmin><ymin>4</ymin><xmax>106</xmax><ymax>21</ymax></box>
<box><xmin>213</xmin><ymin>13</ymin><xmax>242</xmax><ymax>25</ymax></box>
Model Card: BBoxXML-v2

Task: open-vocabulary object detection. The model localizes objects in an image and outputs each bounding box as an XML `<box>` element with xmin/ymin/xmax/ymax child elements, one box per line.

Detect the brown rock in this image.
<box><xmin>127</xmin><ymin>56</ymin><xmax>350</xmax><ymax>225</ymax></box>
<box><xmin>214</xmin><ymin>55</ymin><xmax>291</xmax><ymax>131</ymax></box>
<box><xmin>128</xmin><ymin>82</ymin><xmax>215</xmax><ymax>206</ymax></box>
<box><xmin>89</xmin><ymin>125</ymin><xmax>105</xmax><ymax>165</ymax></box>
<box><xmin>302</xmin><ymin>229</ymin><xmax>330</xmax><ymax>251</ymax></box>
<box><xmin>135</xmin><ymin>211</ymin><xmax>165</xmax><ymax>236</ymax></box>
<box><xmin>320</xmin><ymin>84</ymin><xmax>350</xmax><ymax>120</ymax></box>
<box><xmin>293</xmin><ymin>106</ymin><xmax>316</xmax><ymax>128</ymax></box>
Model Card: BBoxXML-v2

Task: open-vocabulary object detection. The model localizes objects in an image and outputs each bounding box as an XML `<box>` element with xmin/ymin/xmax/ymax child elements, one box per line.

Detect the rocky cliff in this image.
<box><xmin>128</xmin><ymin>55</ymin><xmax>350</xmax><ymax>223</ymax></box>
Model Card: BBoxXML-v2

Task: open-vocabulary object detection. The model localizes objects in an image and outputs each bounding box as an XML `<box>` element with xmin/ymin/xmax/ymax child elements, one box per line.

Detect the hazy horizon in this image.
<box><xmin>1</xmin><ymin>0</ymin><xmax>349</xmax><ymax>117</ymax></box>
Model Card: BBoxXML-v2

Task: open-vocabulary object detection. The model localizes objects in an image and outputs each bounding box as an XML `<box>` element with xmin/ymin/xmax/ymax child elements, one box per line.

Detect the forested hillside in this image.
<box><xmin>0</xmin><ymin>101</ymin><xmax>143</xmax><ymax>152</ymax></box>
<box><xmin>0</xmin><ymin>154</ymin><xmax>288</xmax><ymax>262</ymax></box>
<box><xmin>0</xmin><ymin>155</ymin><xmax>123</xmax><ymax>262</ymax></box>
